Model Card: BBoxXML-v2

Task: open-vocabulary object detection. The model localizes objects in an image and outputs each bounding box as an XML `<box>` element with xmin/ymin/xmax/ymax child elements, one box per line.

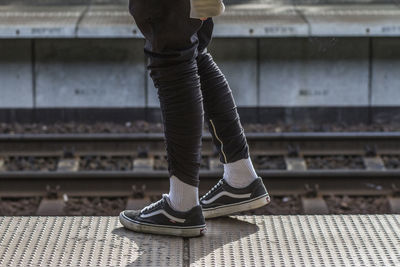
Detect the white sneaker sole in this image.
<box><xmin>119</xmin><ymin>212</ymin><xmax>207</xmax><ymax>237</ymax></box>
<box><xmin>202</xmin><ymin>193</ymin><xmax>271</xmax><ymax>219</ymax></box>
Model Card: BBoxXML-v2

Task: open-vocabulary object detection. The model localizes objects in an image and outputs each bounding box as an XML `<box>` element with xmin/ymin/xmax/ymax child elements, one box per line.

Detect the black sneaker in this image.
<box><xmin>200</xmin><ymin>177</ymin><xmax>270</xmax><ymax>219</ymax></box>
<box><xmin>119</xmin><ymin>194</ymin><xmax>207</xmax><ymax>237</ymax></box>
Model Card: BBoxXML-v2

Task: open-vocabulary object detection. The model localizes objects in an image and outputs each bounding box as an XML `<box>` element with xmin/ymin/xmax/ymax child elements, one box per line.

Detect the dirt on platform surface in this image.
<box><xmin>1</xmin><ymin>121</ymin><xmax>400</xmax><ymax>134</ymax></box>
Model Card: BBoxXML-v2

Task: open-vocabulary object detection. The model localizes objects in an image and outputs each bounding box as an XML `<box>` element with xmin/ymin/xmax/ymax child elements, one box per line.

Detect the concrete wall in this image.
<box><xmin>259</xmin><ymin>38</ymin><xmax>369</xmax><ymax>107</ymax></box>
<box><xmin>208</xmin><ymin>39</ymin><xmax>258</xmax><ymax>107</ymax></box>
<box><xmin>0</xmin><ymin>40</ymin><xmax>33</xmax><ymax>108</ymax></box>
<box><xmin>371</xmin><ymin>38</ymin><xmax>400</xmax><ymax>106</ymax></box>
<box><xmin>35</xmin><ymin>39</ymin><xmax>146</xmax><ymax>108</ymax></box>
<box><xmin>0</xmin><ymin>0</ymin><xmax>393</xmax><ymax>5</ymax></box>
<box><xmin>1</xmin><ymin>37</ymin><xmax>400</xmax><ymax>110</ymax></box>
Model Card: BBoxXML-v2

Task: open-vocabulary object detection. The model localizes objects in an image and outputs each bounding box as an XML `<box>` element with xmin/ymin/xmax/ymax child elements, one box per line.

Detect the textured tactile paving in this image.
<box><xmin>1</xmin><ymin>215</ymin><xmax>399</xmax><ymax>266</ymax></box>
<box><xmin>190</xmin><ymin>215</ymin><xmax>400</xmax><ymax>267</ymax></box>
<box><xmin>0</xmin><ymin>216</ymin><xmax>183</xmax><ymax>267</ymax></box>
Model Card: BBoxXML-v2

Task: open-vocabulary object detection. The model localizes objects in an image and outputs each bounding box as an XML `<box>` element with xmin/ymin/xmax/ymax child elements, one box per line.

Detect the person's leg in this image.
<box><xmin>119</xmin><ymin>0</ymin><xmax>206</xmax><ymax>237</ymax></box>
<box><xmin>196</xmin><ymin>18</ymin><xmax>270</xmax><ymax>218</ymax></box>
<box><xmin>196</xmin><ymin>18</ymin><xmax>257</xmax><ymax>187</ymax></box>
<box><xmin>141</xmin><ymin>1</ymin><xmax>203</xmax><ymax>199</ymax></box>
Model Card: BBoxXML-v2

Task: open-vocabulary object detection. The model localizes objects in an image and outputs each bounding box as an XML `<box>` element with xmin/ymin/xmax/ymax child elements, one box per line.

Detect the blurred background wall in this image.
<box><xmin>1</xmin><ymin>0</ymin><xmax>400</xmax><ymax>124</ymax></box>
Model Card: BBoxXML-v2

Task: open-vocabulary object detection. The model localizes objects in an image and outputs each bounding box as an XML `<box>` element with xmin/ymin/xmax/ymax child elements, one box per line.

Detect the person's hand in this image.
<box><xmin>200</xmin><ymin>17</ymin><xmax>208</xmax><ymax>21</ymax></box>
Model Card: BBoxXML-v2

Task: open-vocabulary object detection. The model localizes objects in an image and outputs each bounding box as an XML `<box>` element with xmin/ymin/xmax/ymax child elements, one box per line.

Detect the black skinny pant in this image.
<box><xmin>129</xmin><ymin>0</ymin><xmax>249</xmax><ymax>187</ymax></box>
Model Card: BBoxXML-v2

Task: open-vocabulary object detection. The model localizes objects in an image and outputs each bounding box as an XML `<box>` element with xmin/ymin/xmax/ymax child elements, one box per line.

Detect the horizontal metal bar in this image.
<box><xmin>1</xmin><ymin>169</ymin><xmax>400</xmax><ymax>178</ymax></box>
<box><xmin>0</xmin><ymin>169</ymin><xmax>398</xmax><ymax>197</ymax></box>
<box><xmin>1</xmin><ymin>132</ymin><xmax>400</xmax><ymax>141</ymax></box>
<box><xmin>2</xmin><ymin>4</ymin><xmax>400</xmax><ymax>38</ymax></box>
<box><xmin>0</xmin><ymin>132</ymin><xmax>399</xmax><ymax>156</ymax></box>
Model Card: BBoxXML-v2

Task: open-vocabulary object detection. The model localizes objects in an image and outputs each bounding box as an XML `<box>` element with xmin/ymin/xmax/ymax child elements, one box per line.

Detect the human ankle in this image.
<box><xmin>168</xmin><ymin>175</ymin><xmax>199</xmax><ymax>211</ymax></box>
<box><xmin>223</xmin><ymin>157</ymin><xmax>258</xmax><ymax>188</ymax></box>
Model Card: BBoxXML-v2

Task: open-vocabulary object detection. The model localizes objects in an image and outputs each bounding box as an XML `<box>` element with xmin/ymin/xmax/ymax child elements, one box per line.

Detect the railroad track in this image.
<box><xmin>1</xmin><ymin>132</ymin><xmax>400</xmax><ymax>155</ymax></box>
<box><xmin>0</xmin><ymin>132</ymin><xmax>400</xmax><ymax>215</ymax></box>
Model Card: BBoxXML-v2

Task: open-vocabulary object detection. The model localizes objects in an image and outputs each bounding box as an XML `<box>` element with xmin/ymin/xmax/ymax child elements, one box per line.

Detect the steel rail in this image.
<box><xmin>0</xmin><ymin>169</ymin><xmax>399</xmax><ymax>197</ymax></box>
<box><xmin>1</xmin><ymin>131</ymin><xmax>400</xmax><ymax>140</ymax></box>
<box><xmin>0</xmin><ymin>132</ymin><xmax>400</xmax><ymax>198</ymax></box>
<box><xmin>0</xmin><ymin>132</ymin><xmax>400</xmax><ymax>156</ymax></box>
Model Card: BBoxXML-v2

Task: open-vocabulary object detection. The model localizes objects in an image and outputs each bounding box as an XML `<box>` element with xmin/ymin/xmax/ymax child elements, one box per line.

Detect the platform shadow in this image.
<box><xmin>189</xmin><ymin>216</ymin><xmax>260</xmax><ymax>265</ymax></box>
<box><xmin>112</xmin><ymin>226</ymin><xmax>183</xmax><ymax>267</ymax></box>
<box><xmin>112</xmin><ymin>216</ymin><xmax>259</xmax><ymax>266</ymax></box>
<box><xmin>112</xmin><ymin>216</ymin><xmax>259</xmax><ymax>267</ymax></box>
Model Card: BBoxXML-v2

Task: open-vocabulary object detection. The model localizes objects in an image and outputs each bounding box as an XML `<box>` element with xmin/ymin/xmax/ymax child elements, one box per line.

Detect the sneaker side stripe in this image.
<box><xmin>202</xmin><ymin>193</ymin><xmax>269</xmax><ymax>211</ymax></box>
<box><xmin>201</xmin><ymin>191</ymin><xmax>252</xmax><ymax>205</ymax></box>
<box><xmin>121</xmin><ymin>213</ymin><xmax>203</xmax><ymax>229</ymax></box>
<box><xmin>140</xmin><ymin>210</ymin><xmax>186</xmax><ymax>223</ymax></box>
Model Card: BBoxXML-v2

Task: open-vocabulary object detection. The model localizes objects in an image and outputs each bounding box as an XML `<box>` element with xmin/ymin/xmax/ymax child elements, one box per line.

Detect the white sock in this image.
<box><xmin>223</xmin><ymin>157</ymin><xmax>258</xmax><ymax>188</ymax></box>
<box><xmin>168</xmin><ymin>175</ymin><xmax>199</xmax><ymax>212</ymax></box>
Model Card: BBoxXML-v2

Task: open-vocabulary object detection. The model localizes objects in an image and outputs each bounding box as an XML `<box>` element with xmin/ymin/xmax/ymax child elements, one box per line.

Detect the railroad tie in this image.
<box><xmin>0</xmin><ymin>157</ymin><xmax>4</xmax><ymax>171</ymax></box>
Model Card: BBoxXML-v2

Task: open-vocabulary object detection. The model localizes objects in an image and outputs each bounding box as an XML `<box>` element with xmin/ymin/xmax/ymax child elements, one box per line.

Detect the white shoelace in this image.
<box><xmin>200</xmin><ymin>179</ymin><xmax>224</xmax><ymax>201</ymax></box>
<box><xmin>140</xmin><ymin>194</ymin><xmax>167</xmax><ymax>213</ymax></box>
